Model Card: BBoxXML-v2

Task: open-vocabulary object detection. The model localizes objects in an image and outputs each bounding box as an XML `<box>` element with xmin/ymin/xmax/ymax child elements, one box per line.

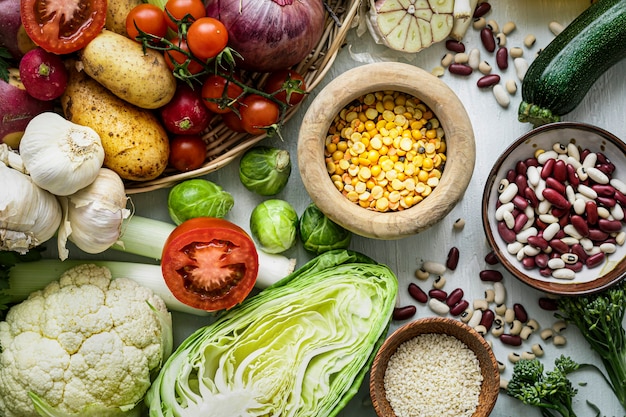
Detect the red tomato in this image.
<box><xmin>187</xmin><ymin>17</ymin><xmax>228</xmax><ymax>62</ymax></box>
<box><xmin>164</xmin><ymin>37</ymin><xmax>204</xmax><ymax>75</ymax></box>
<box><xmin>126</xmin><ymin>4</ymin><xmax>168</xmax><ymax>41</ymax></box>
<box><xmin>220</xmin><ymin>111</ymin><xmax>246</xmax><ymax>133</ymax></box>
<box><xmin>263</xmin><ymin>69</ymin><xmax>307</xmax><ymax>106</ymax></box>
<box><xmin>239</xmin><ymin>94</ymin><xmax>281</xmax><ymax>135</ymax></box>
<box><xmin>163</xmin><ymin>0</ymin><xmax>206</xmax><ymax>31</ymax></box>
<box><xmin>168</xmin><ymin>135</ymin><xmax>207</xmax><ymax>172</ymax></box>
<box><xmin>201</xmin><ymin>74</ymin><xmax>244</xmax><ymax>114</ymax></box>
<box><xmin>161</xmin><ymin>217</ymin><xmax>259</xmax><ymax>311</ymax></box>
<box><xmin>20</xmin><ymin>0</ymin><xmax>107</xmax><ymax>54</ymax></box>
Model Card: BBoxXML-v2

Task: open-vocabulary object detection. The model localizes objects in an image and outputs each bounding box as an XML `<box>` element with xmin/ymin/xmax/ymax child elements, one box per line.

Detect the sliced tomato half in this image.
<box><xmin>20</xmin><ymin>0</ymin><xmax>107</xmax><ymax>54</ymax></box>
<box><xmin>161</xmin><ymin>217</ymin><xmax>259</xmax><ymax>311</ymax></box>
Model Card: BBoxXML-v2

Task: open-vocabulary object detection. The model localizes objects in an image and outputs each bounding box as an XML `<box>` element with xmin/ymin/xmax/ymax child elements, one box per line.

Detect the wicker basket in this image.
<box><xmin>125</xmin><ymin>0</ymin><xmax>361</xmax><ymax>194</ymax></box>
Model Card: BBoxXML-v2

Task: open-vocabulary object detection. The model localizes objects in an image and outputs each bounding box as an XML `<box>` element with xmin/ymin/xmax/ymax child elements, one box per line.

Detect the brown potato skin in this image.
<box><xmin>105</xmin><ymin>0</ymin><xmax>143</xmax><ymax>36</ymax></box>
<box><xmin>60</xmin><ymin>63</ymin><xmax>169</xmax><ymax>182</ymax></box>
<box><xmin>80</xmin><ymin>30</ymin><xmax>176</xmax><ymax>109</ymax></box>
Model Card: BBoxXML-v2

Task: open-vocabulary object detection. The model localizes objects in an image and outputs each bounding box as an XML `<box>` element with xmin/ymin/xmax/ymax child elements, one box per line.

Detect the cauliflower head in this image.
<box><xmin>0</xmin><ymin>264</ymin><xmax>173</xmax><ymax>417</ymax></box>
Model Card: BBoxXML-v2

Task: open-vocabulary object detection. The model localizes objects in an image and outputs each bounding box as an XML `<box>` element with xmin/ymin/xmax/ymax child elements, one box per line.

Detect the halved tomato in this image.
<box><xmin>20</xmin><ymin>0</ymin><xmax>107</xmax><ymax>54</ymax></box>
<box><xmin>161</xmin><ymin>217</ymin><xmax>259</xmax><ymax>311</ymax></box>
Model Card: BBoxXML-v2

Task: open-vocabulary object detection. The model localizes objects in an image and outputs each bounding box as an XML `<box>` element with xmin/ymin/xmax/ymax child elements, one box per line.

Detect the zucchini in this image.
<box><xmin>518</xmin><ymin>0</ymin><xmax>626</xmax><ymax>126</ymax></box>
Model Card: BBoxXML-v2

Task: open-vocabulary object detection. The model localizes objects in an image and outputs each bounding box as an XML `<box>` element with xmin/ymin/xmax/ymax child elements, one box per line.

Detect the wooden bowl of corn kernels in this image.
<box><xmin>297</xmin><ymin>62</ymin><xmax>475</xmax><ymax>239</ymax></box>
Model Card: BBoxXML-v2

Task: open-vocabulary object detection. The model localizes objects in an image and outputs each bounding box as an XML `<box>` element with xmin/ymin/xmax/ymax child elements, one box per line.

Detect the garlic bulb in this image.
<box><xmin>19</xmin><ymin>112</ymin><xmax>105</xmax><ymax>196</ymax></box>
<box><xmin>367</xmin><ymin>0</ymin><xmax>454</xmax><ymax>53</ymax></box>
<box><xmin>0</xmin><ymin>160</ymin><xmax>62</xmax><ymax>254</ymax></box>
<box><xmin>57</xmin><ymin>168</ymin><xmax>130</xmax><ymax>260</ymax></box>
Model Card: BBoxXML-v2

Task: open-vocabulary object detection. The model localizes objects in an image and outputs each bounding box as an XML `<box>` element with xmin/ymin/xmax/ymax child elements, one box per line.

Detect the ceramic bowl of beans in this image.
<box><xmin>369</xmin><ymin>317</ymin><xmax>500</xmax><ymax>417</ymax></box>
<box><xmin>297</xmin><ymin>62</ymin><xmax>476</xmax><ymax>239</ymax></box>
<box><xmin>482</xmin><ymin>122</ymin><xmax>626</xmax><ymax>296</ymax></box>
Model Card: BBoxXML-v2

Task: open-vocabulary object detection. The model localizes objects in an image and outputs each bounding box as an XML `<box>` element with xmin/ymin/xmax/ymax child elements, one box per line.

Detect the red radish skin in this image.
<box><xmin>19</xmin><ymin>47</ymin><xmax>68</xmax><ymax>101</ymax></box>
<box><xmin>160</xmin><ymin>83</ymin><xmax>213</xmax><ymax>135</ymax></box>
<box><xmin>0</xmin><ymin>68</ymin><xmax>55</xmax><ymax>148</ymax></box>
<box><xmin>0</xmin><ymin>0</ymin><xmax>22</xmax><ymax>58</ymax></box>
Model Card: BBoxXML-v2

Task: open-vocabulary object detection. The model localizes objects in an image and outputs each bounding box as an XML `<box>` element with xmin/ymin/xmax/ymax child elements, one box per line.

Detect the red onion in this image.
<box><xmin>205</xmin><ymin>0</ymin><xmax>326</xmax><ymax>73</ymax></box>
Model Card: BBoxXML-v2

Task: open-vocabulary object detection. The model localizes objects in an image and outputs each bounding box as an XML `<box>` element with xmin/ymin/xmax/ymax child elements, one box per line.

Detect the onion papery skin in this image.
<box><xmin>205</xmin><ymin>0</ymin><xmax>326</xmax><ymax>73</ymax></box>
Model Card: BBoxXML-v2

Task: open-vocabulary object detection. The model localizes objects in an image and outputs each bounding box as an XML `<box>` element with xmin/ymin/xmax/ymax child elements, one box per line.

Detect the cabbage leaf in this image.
<box><xmin>146</xmin><ymin>250</ymin><xmax>398</xmax><ymax>417</ymax></box>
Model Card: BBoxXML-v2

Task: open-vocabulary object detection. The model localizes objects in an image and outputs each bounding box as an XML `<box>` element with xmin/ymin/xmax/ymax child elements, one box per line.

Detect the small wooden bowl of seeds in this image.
<box><xmin>297</xmin><ymin>62</ymin><xmax>476</xmax><ymax>240</ymax></box>
<box><xmin>369</xmin><ymin>317</ymin><xmax>500</xmax><ymax>417</ymax></box>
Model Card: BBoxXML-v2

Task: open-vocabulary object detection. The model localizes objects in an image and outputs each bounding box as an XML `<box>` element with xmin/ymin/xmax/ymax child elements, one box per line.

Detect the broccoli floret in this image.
<box><xmin>507</xmin><ymin>355</ymin><xmax>581</xmax><ymax>417</ymax></box>
<box><xmin>556</xmin><ymin>280</ymin><xmax>626</xmax><ymax>410</ymax></box>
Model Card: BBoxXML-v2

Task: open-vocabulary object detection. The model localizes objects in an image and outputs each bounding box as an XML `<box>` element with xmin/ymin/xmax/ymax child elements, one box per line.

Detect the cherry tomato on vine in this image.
<box><xmin>239</xmin><ymin>94</ymin><xmax>281</xmax><ymax>135</ymax></box>
<box><xmin>161</xmin><ymin>217</ymin><xmax>259</xmax><ymax>311</ymax></box>
<box><xmin>126</xmin><ymin>4</ymin><xmax>168</xmax><ymax>41</ymax></box>
<box><xmin>187</xmin><ymin>17</ymin><xmax>228</xmax><ymax>62</ymax></box>
<box><xmin>163</xmin><ymin>0</ymin><xmax>206</xmax><ymax>31</ymax></box>
<box><xmin>201</xmin><ymin>74</ymin><xmax>244</xmax><ymax>114</ymax></box>
<box><xmin>263</xmin><ymin>69</ymin><xmax>307</xmax><ymax>106</ymax></box>
<box><xmin>168</xmin><ymin>135</ymin><xmax>207</xmax><ymax>172</ymax></box>
<box><xmin>220</xmin><ymin>111</ymin><xmax>246</xmax><ymax>133</ymax></box>
<box><xmin>20</xmin><ymin>0</ymin><xmax>107</xmax><ymax>54</ymax></box>
<box><xmin>164</xmin><ymin>37</ymin><xmax>204</xmax><ymax>75</ymax></box>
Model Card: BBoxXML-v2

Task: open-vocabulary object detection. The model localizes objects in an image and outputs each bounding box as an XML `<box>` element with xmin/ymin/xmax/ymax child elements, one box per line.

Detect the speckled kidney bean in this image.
<box><xmin>446</xmin><ymin>288</ymin><xmax>464</xmax><ymax>307</ymax></box>
<box><xmin>408</xmin><ymin>282</ymin><xmax>428</xmax><ymax>303</ymax></box>
<box><xmin>479</xmin><ymin>269</ymin><xmax>503</xmax><ymax>282</ymax></box>
<box><xmin>393</xmin><ymin>305</ymin><xmax>416</xmax><ymax>320</ymax></box>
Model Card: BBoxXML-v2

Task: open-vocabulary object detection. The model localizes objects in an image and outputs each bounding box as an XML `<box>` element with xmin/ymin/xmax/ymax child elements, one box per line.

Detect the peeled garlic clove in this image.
<box><xmin>19</xmin><ymin>112</ymin><xmax>105</xmax><ymax>196</ymax></box>
<box><xmin>57</xmin><ymin>168</ymin><xmax>130</xmax><ymax>260</ymax></box>
<box><xmin>367</xmin><ymin>0</ymin><xmax>454</xmax><ymax>53</ymax></box>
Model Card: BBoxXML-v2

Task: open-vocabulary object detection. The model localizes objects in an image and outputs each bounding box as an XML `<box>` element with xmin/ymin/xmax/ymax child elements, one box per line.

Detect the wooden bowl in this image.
<box><xmin>297</xmin><ymin>62</ymin><xmax>475</xmax><ymax>239</ymax></box>
<box><xmin>369</xmin><ymin>317</ymin><xmax>499</xmax><ymax>417</ymax></box>
<box><xmin>482</xmin><ymin>122</ymin><xmax>626</xmax><ymax>296</ymax></box>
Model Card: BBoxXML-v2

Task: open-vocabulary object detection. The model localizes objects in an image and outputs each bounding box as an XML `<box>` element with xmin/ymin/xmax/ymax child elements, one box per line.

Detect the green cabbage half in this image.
<box><xmin>146</xmin><ymin>250</ymin><xmax>398</xmax><ymax>417</ymax></box>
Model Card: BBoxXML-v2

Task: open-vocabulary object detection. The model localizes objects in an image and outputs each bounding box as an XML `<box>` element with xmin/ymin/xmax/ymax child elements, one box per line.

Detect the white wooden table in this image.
<box><xmin>50</xmin><ymin>1</ymin><xmax>626</xmax><ymax>415</ymax></box>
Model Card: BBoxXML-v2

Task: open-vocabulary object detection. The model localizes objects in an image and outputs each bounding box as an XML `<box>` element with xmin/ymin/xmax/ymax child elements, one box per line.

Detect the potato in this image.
<box><xmin>60</xmin><ymin>62</ymin><xmax>169</xmax><ymax>182</ymax></box>
<box><xmin>79</xmin><ymin>30</ymin><xmax>176</xmax><ymax>109</ymax></box>
<box><xmin>105</xmin><ymin>0</ymin><xmax>143</xmax><ymax>36</ymax></box>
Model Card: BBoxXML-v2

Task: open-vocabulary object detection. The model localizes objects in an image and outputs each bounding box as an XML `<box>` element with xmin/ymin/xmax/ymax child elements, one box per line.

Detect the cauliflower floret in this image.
<box><xmin>0</xmin><ymin>264</ymin><xmax>173</xmax><ymax>417</ymax></box>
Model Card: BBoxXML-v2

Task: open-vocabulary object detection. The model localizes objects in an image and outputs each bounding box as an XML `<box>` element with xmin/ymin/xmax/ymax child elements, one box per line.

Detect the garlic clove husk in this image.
<box><xmin>0</xmin><ymin>160</ymin><xmax>62</xmax><ymax>254</ymax></box>
<box><xmin>367</xmin><ymin>0</ymin><xmax>454</xmax><ymax>53</ymax></box>
<box><xmin>57</xmin><ymin>168</ymin><xmax>130</xmax><ymax>260</ymax></box>
<box><xmin>19</xmin><ymin>112</ymin><xmax>105</xmax><ymax>196</ymax></box>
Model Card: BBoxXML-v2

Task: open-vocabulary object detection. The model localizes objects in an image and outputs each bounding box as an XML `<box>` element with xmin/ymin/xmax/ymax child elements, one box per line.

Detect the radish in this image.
<box><xmin>0</xmin><ymin>0</ymin><xmax>22</xmax><ymax>58</ymax></box>
<box><xmin>0</xmin><ymin>68</ymin><xmax>55</xmax><ymax>148</ymax></box>
<box><xmin>159</xmin><ymin>83</ymin><xmax>213</xmax><ymax>135</ymax></box>
<box><xmin>19</xmin><ymin>47</ymin><xmax>68</xmax><ymax>101</ymax></box>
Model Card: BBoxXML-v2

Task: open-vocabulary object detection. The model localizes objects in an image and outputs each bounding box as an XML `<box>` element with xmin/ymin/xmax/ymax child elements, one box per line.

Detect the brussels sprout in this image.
<box><xmin>250</xmin><ymin>199</ymin><xmax>298</xmax><ymax>254</ymax></box>
<box><xmin>239</xmin><ymin>146</ymin><xmax>291</xmax><ymax>196</ymax></box>
<box><xmin>167</xmin><ymin>179</ymin><xmax>234</xmax><ymax>225</ymax></box>
<box><xmin>299</xmin><ymin>203</ymin><xmax>352</xmax><ymax>254</ymax></box>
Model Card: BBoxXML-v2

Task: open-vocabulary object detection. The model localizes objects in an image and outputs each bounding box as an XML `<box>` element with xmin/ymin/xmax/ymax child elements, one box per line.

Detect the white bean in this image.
<box><xmin>428</xmin><ymin>298</ymin><xmax>450</xmax><ymax>315</ymax></box>
<box><xmin>467</xmin><ymin>309</ymin><xmax>483</xmax><ymax>328</ymax></box>
<box><xmin>505</xmin><ymin>79</ymin><xmax>517</xmax><ymax>94</ymax></box>
<box><xmin>468</xmin><ymin>48</ymin><xmax>481</xmax><ymax>69</ymax></box>
<box><xmin>547</xmin><ymin>257</ymin><xmax>565</xmax><ymax>270</ymax></box>
<box><xmin>548</xmin><ymin>21</ymin><xmax>564</xmax><ymax>35</ymax></box>
<box><xmin>577</xmin><ymin>184</ymin><xmax>598</xmax><ymax>199</ymax></box>
<box><xmin>422</xmin><ymin>261</ymin><xmax>446</xmax><ymax>275</ymax></box>
<box><xmin>537</xmin><ymin>151</ymin><xmax>558</xmax><ymax>165</ymax></box>
<box><xmin>499</xmin><ymin>182</ymin><xmax>518</xmax><ymax>203</ymax></box>
<box><xmin>503</xmin><ymin>210</ymin><xmax>515</xmax><ymax>229</ymax></box>
<box><xmin>552</xmin><ymin>268</ymin><xmax>576</xmax><ymax>280</ymax></box>
<box><xmin>509</xmin><ymin>47</ymin><xmax>523</xmax><ymax>58</ymax></box>
<box><xmin>542</xmin><ymin>222</ymin><xmax>561</xmax><ymax>241</ymax></box>
<box><xmin>494</xmin><ymin>282</ymin><xmax>506</xmax><ymax>305</ymax></box>
<box><xmin>526</xmin><ymin>165</ymin><xmax>540</xmax><ymax>186</ymax></box>
<box><xmin>573</xmin><ymin>198</ymin><xmax>586</xmax><ymax>215</ymax></box>
<box><xmin>493</xmin><ymin>84</ymin><xmax>510</xmax><ymax>108</ymax></box>
<box><xmin>513</xmin><ymin>57</ymin><xmax>529</xmax><ymax>80</ymax></box>
<box><xmin>615</xmin><ymin>231</ymin><xmax>626</xmax><ymax>246</ymax></box>
<box><xmin>566</xmin><ymin>143</ymin><xmax>580</xmax><ymax>161</ymax></box>
<box><xmin>539</xmin><ymin>213</ymin><xmax>559</xmax><ymax>224</ymax></box>
<box><xmin>587</xmin><ymin>166</ymin><xmax>610</xmax><ymax>184</ymax></box>
<box><xmin>600</xmin><ymin>242</ymin><xmax>617</xmax><ymax>254</ymax></box>
<box><xmin>516</xmin><ymin>226</ymin><xmax>538</xmax><ymax>243</ymax></box>
<box><xmin>610</xmin><ymin>178</ymin><xmax>626</xmax><ymax>194</ymax></box>
<box><xmin>502</xmin><ymin>21</ymin><xmax>516</xmax><ymax>35</ymax></box>
<box><xmin>507</xmin><ymin>241</ymin><xmax>524</xmax><ymax>255</ymax></box>
<box><xmin>611</xmin><ymin>203</ymin><xmax>624</xmax><ymax>221</ymax></box>
<box><xmin>495</xmin><ymin>201</ymin><xmax>515</xmax><ymax>220</ymax></box>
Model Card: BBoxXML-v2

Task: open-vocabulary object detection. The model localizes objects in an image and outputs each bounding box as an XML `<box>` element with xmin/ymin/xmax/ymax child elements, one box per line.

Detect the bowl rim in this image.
<box><xmin>297</xmin><ymin>62</ymin><xmax>476</xmax><ymax>240</ymax></box>
<box><xmin>369</xmin><ymin>317</ymin><xmax>500</xmax><ymax>417</ymax></box>
<box><xmin>481</xmin><ymin>121</ymin><xmax>626</xmax><ymax>296</ymax></box>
